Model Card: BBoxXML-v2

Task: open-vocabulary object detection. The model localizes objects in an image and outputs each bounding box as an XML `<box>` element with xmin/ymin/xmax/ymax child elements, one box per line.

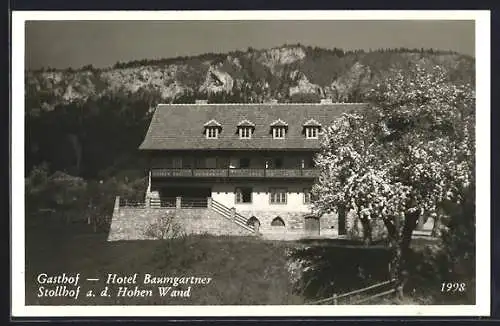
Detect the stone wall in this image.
<box><xmin>176</xmin><ymin>209</ymin><xmax>253</xmax><ymax>237</ymax></box>
<box><xmin>345</xmin><ymin>209</ymin><xmax>389</xmax><ymax>241</ymax></box>
<box><xmin>108</xmin><ymin>196</ymin><xmax>340</xmax><ymax>241</ymax></box>
<box><xmin>108</xmin><ymin>206</ymin><xmax>253</xmax><ymax>241</ymax></box>
<box><xmin>238</xmin><ymin>210</ymin><xmax>338</xmax><ymax>240</ymax></box>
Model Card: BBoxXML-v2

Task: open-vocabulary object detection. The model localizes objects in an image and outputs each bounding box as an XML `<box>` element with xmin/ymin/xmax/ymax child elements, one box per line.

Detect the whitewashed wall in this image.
<box><xmin>211</xmin><ymin>182</ymin><xmax>313</xmax><ymax>213</ymax></box>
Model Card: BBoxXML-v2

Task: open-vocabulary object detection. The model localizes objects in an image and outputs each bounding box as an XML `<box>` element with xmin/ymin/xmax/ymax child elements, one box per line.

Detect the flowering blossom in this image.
<box><xmin>312</xmin><ymin>64</ymin><xmax>475</xmax><ymax>242</ymax></box>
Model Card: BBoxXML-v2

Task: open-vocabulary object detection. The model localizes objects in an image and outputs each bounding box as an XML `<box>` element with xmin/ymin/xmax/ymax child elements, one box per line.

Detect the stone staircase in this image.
<box><xmin>209</xmin><ymin>199</ymin><xmax>257</xmax><ymax>234</ymax></box>
<box><xmin>107</xmin><ymin>196</ymin><xmax>258</xmax><ymax>241</ymax></box>
<box><xmin>149</xmin><ymin>197</ymin><xmax>161</xmax><ymax>208</ymax></box>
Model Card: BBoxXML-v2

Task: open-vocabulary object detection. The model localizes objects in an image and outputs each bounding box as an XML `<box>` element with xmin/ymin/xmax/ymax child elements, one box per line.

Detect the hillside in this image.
<box><xmin>26</xmin><ymin>44</ymin><xmax>474</xmax><ymax>110</ymax></box>
<box><xmin>25</xmin><ymin>44</ymin><xmax>475</xmax><ymax>179</ymax></box>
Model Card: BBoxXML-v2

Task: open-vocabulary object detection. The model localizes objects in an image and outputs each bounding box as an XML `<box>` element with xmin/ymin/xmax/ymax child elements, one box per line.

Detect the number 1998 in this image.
<box><xmin>441</xmin><ymin>282</ymin><xmax>466</xmax><ymax>292</ymax></box>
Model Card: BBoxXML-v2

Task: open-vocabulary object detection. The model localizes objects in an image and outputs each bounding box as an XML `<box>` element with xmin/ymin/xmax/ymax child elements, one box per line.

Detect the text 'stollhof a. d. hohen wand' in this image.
<box><xmin>36</xmin><ymin>273</ymin><xmax>213</xmax><ymax>300</ymax></box>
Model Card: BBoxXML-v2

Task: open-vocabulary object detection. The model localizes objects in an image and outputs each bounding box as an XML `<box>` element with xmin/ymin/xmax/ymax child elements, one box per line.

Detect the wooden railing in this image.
<box><xmin>181</xmin><ymin>197</ymin><xmax>208</xmax><ymax>208</ymax></box>
<box><xmin>119</xmin><ymin>197</ymin><xmax>204</xmax><ymax>208</ymax></box>
<box><xmin>151</xmin><ymin>168</ymin><xmax>319</xmax><ymax>178</ymax></box>
<box><xmin>149</xmin><ymin>197</ymin><xmax>176</xmax><ymax>208</ymax></box>
<box><xmin>306</xmin><ymin>279</ymin><xmax>399</xmax><ymax>305</ymax></box>
<box><xmin>119</xmin><ymin>198</ymin><xmax>146</xmax><ymax>208</ymax></box>
<box><xmin>210</xmin><ymin>199</ymin><xmax>255</xmax><ymax>233</ymax></box>
<box><xmin>116</xmin><ymin>196</ymin><xmax>257</xmax><ymax>234</ymax></box>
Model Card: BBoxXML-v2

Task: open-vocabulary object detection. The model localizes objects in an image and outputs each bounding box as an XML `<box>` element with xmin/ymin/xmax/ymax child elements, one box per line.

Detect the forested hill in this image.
<box><xmin>25</xmin><ymin>44</ymin><xmax>475</xmax><ymax>179</ymax></box>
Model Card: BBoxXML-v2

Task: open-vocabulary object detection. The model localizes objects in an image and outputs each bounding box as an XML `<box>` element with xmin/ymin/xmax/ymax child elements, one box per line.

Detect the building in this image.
<box><xmin>108</xmin><ymin>101</ymin><xmax>367</xmax><ymax>241</ymax></box>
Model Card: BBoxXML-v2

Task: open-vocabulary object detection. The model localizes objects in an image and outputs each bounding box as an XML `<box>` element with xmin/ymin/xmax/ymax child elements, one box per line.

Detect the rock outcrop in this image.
<box><xmin>288</xmin><ymin>71</ymin><xmax>322</xmax><ymax>96</ymax></box>
<box><xmin>199</xmin><ymin>66</ymin><xmax>234</xmax><ymax>94</ymax></box>
<box><xmin>25</xmin><ymin>45</ymin><xmax>474</xmax><ymax>113</ymax></box>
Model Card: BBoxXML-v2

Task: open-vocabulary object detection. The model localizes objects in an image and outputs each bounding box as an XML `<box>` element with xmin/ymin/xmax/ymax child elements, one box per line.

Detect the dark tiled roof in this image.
<box><xmin>139</xmin><ymin>103</ymin><xmax>368</xmax><ymax>151</ymax></box>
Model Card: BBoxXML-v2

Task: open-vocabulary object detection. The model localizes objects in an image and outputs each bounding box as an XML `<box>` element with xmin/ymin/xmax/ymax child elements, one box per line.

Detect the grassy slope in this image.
<box><xmin>25</xmin><ymin>223</ymin><xmax>474</xmax><ymax>306</ymax></box>
<box><xmin>25</xmin><ymin>223</ymin><xmax>302</xmax><ymax>305</ymax></box>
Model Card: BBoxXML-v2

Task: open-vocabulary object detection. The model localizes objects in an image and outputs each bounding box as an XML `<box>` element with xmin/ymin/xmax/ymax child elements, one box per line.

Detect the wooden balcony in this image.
<box><xmin>151</xmin><ymin>168</ymin><xmax>319</xmax><ymax>179</ymax></box>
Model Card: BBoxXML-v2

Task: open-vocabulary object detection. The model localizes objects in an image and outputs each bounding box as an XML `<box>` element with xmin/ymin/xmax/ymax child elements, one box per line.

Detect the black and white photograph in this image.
<box><xmin>11</xmin><ymin>10</ymin><xmax>490</xmax><ymax>317</ymax></box>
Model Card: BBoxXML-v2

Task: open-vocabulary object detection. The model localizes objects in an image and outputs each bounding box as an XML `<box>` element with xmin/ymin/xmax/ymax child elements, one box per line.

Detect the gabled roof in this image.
<box><xmin>270</xmin><ymin>118</ymin><xmax>288</xmax><ymax>127</ymax></box>
<box><xmin>139</xmin><ymin>103</ymin><xmax>368</xmax><ymax>151</ymax></box>
<box><xmin>237</xmin><ymin>119</ymin><xmax>256</xmax><ymax>128</ymax></box>
<box><xmin>203</xmin><ymin>119</ymin><xmax>222</xmax><ymax>127</ymax></box>
<box><xmin>303</xmin><ymin>118</ymin><xmax>322</xmax><ymax>127</ymax></box>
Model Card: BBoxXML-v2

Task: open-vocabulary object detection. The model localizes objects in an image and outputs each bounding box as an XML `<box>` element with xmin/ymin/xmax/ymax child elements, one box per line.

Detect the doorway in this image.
<box><xmin>304</xmin><ymin>214</ymin><xmax>320</xmax><ymax>235</ymax></box>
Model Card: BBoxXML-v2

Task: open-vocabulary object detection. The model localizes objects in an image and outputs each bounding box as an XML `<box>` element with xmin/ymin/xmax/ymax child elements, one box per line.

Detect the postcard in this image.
<box><xmin>11</xmin><ymin>10</ymin><xmax>490</xmax><ymax>317</ymax></box>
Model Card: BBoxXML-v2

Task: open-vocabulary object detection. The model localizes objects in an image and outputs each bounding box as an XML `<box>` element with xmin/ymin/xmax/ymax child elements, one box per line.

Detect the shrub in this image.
<box><xmin>440</xmin><ymin>185</ymin><xmax>475</xmax><ymax>279</ymax></box>
<box><xmin>144</xmin><ymin>213</ymin><xmax>185</xmax><ymax>240</ymax></box>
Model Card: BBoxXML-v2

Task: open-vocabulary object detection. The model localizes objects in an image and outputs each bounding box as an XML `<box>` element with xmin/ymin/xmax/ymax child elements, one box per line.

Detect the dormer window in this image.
<box><xmin>303</xmin><ymin>119</ymin><xmax>322</xmax><ymax>139</ymax></box>
<box><xmin>237</xmin><ymin>119</ymin><xmax>255</xmax><ymax>139</ymax></box>
<box><xmin>273</xmin><ymin>127</ymin><xmax>286</xmax><ymax>139</ymax></box>
<box><xmin>270</xmin><ymin>119</ymin><xmax>288</xmax><ymax>139</ymax></box>
<box><xmin>305</xmin><ymin>127</ymin><xmax>319</xmax><ymax>139</ymax></box>
<box><xmin>240</xmin><ymin>127</ymin><xmax>252</xmax><ymax>139</ymax></box>
<box><xmin>204</xmin><ymin>119</ymin><xmax>222</xmax><ymax>139</ymax></box>
<box><xmin>206</xmin><ymin>128</ymin><xmax>219</xmax><ymax>139</ymax></box>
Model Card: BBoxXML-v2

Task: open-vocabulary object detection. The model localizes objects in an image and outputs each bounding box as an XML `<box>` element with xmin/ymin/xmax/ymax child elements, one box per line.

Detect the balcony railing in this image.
<box><xmin>151</xmin><ymin>168</ymin><xmax>319</xmax><ymax>178</ymax></box>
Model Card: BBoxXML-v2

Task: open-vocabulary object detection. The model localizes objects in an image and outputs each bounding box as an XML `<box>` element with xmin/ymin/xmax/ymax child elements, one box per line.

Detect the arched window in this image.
<box><xmin>271</xmin><ymin>216</ymin><xmax>285</xmax><ymax>227</ymax></box>
<box><xmin>246</xmin><ymin>216</ymin><xmax>260</xmax><ymax>231</ymax></box>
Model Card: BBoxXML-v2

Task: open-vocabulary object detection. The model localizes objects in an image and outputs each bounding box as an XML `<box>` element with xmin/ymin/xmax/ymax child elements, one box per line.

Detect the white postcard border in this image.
<box><xmin>11</xmin><ymin>10</ymin><xmax>491</xmax><ymax>317</ymax></box>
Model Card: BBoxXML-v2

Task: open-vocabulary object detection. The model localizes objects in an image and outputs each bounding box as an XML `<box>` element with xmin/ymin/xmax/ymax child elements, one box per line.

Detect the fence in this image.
<box><xmin>180</xmin><ymin>197</ymin><xmax>208</xmax><ymax>208</ymax></box>
<box><xmin>118</xmin><ymin>198</ymin><xmax>146</xmax><ymax>208</ymax></box>
<box><xmin>149</xmin><ymin>197</ymin><xmax>176</xmax><ymax>208</ymax></box>
<box><xmin>118</xmin><ymin>196</ymin><xmax>208</xmax><ymax>209</ymax></box>
<box><xmin>307</xmin><ymin>279</ymin><xmax>399</xmax><ymax>305</ymax></box>
<box><xmin>151</xmin><ymin>168</ymin><xmax>320</xmax><ymax>178</ymax></box>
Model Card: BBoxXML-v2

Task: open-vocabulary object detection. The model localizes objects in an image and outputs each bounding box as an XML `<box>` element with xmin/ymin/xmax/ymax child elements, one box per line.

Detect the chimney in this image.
<box><xmin>195</xmin><ymin>99</ymin><xmax>208</xmax><ymax>104</ymax></box>
<box><xmin>320</xmin><ymin>98</ymin><xmax>333</xmax><ymax>104</ymax></box>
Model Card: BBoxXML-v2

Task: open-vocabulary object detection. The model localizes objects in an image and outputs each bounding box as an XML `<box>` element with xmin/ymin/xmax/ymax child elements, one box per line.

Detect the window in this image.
<box><xmin>301</xmin><ymin>157</ymin><xmax>315</xmax><ymax>168</ymax></box>
<box><xmin>164</xmin><ymin>158</ymin><xmax>173</xmax><ymax>168</ymax></box>
<box><xmin>206</xmin><ymin>127</ymin><xmax>219</xmax><ymax>139</ymax></box>
<box><xmin>270</xmin><ymin>188</ymin><xmax>287</xmax><ymax>204</ymax></box>
<box><xmin>304</xmin><ymin>188</ymin><xmax>312</xmax><ymax>204</ymax></box>
<box><xmin>216</xmin><ymin>157</ymin><xmax>229</xmax><ymax>169</ymax></box>
<box><xmin>236</xmin><ymin>187</ymin><xmax>252</xmax><ymax>204</ymax></box>
<box><xmin>303</xmin><ymin>119</ymin><xmax>321</xmax><ymax>139</ymax></box>
<box><xmin>195</xmin><ymin>158</ymin><xmax>205</xmax><ymax>168</ymax></box>
<box><xmin>182</xmin><ymin>158</ymin><xmax>193</xmax><ymax>168</ymax></box>
<box><xmin>205</xmin><ymin>157</ymin><xmax>216</xmax><ymax>169</ymax></box>
<box><xmin>237</xmin><ymin>120</ymin><xmax>255</xmax><ymax>139</ymax></box>
<box><xmin>239</xmin><ymin>127</ymin><xmax>253</xmax><ymax>139</ymax></box>
<box><xmin>239</xmin><ymin>158</ymin><xmax>250</xmax><ymax>168</ymax></box>
<box><xmin>246</xmin><ymin>216</ymin><xmax>260</xmax><ymax>231</ymax></box>
<box><xmin>172</xmin><ymin>157</ymin><xmax>182</xmax><ymax>169</ymax></box>
<box><xmin>272</xmin><ymin>127</ymin><xmax>286</xmax><ymax>139</ymax></box>
<box><xmin>305</xmin><ymin>127</ymin><xmax>319</xmax><ymax>139</ymax></box>
<box><xmin>271</xmin><ymin>216</ymin><xmax>285</xmax><ymax>227</ymax></box>
<box><xmin>274</xmin><ymin>158</ymin><xmax>283</xmax><ymax>168</ymax></box>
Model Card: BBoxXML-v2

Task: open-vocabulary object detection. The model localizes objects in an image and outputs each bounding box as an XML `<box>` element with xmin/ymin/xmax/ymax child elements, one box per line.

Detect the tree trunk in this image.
<box><xmin>395</xmin><ymin>210</ymin><xmax>420</xmax><ymax>295</ymax></box>
<box><xmin>383</xmin><ymin>211</ymin><xmax>419</xmax><ymax>295</ymax></box>
<box><xmin>416</xmin><ymin>212</ymin><xmax>426</xmax><ymax>230</ymax></box>
<box><xmin>338</xmin><ymin>205</ymin><xmax>347</xmax><ymax>235</ymax></box>
<box><xmin>360</xmin><ymin>217</ymin><xmax>372</xmax><ymax>245</ymax></box>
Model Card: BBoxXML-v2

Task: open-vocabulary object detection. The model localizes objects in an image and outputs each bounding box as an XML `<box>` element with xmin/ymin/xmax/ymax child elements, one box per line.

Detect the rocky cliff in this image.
<box><xmin>25</xmin><ymin>44</ymin><xmax>475</xmax><ymax>112</ymax></box>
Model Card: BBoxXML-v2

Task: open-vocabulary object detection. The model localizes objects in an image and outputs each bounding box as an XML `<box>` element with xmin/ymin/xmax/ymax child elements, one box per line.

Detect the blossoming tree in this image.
<box><xmin>312</xmin><ymin>65</ymin><xmax>475</xmax><ymax>282</ymax></box>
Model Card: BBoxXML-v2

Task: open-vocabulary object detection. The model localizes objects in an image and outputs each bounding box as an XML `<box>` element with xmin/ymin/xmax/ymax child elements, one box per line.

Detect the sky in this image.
<box><xmin>25</xmin><ymin>20</ymin><xmax>475</xmax><ymax>70</ymax></box>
